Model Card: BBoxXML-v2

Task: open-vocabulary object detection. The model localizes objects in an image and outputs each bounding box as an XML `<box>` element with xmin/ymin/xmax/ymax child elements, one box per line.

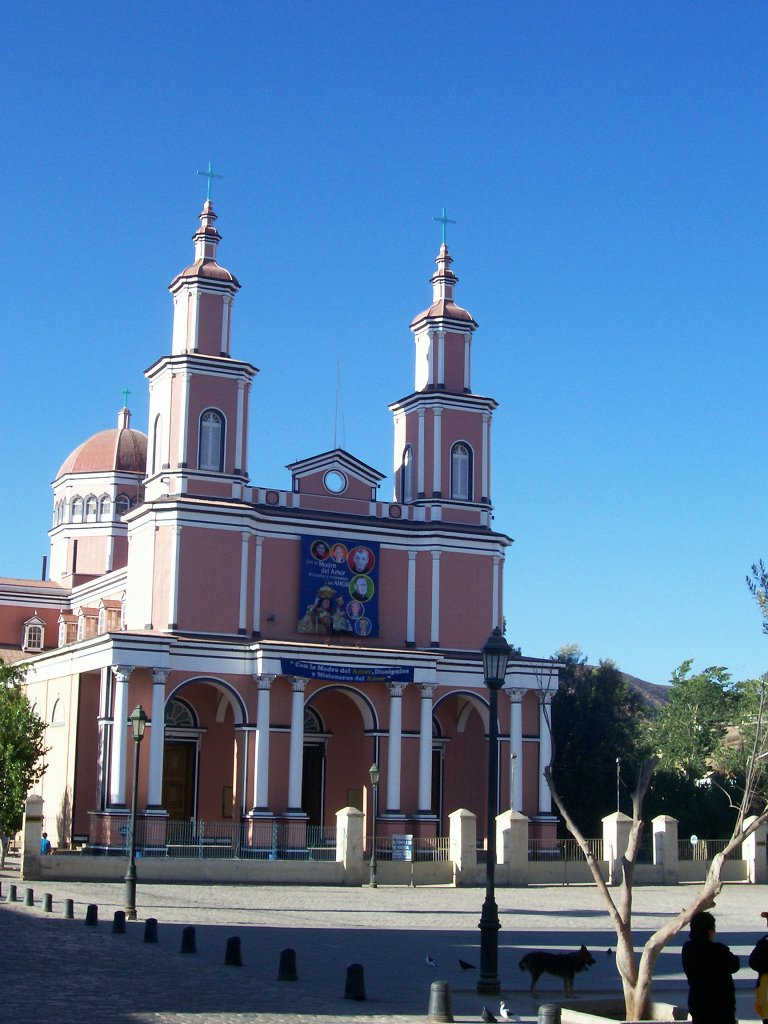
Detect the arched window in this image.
<box><xmin>84</xmin><ymin>496</ymin><xmax>98</xmax><ymax>522</ymax></box>
<box><xmin>199</xmin><ymin>409</ymin><xmax>225</xmax><ymax>471</ymax></box>
<box><xmin>165</xmin><ymin>698</ymin><xmax>197</xmax><ymax>728</ymax></box>
<box><xmin>450</xmin><ymin>443</ymin><xmax>472</xmax><ymax>501</ymax></box>
<box><xmin>99</xmin><ymin>495</ymin><xmax>111</xmax><ymax>519</ymax></box>
<box><xmin>115</xmin><ymin>494</ymin><xmax>131</xmax><ymax>517</ymax></box>
<box><xmin>304</xmin><ymin>707</ymin><xmax>324</xmax><ymax>733</ymax></box>
<box><xmin>152</xmin><ymin>414</ymin><xmax>163</xmax><ymax>475</ymax></box>
<box><xmin>51</xmin><ymin>698</ymin><xmax>65</xmax><ymax>726</ymax></box>
<box><xmin>22</xmin><ymin>621</ymin><xmax>44</xmax><ymax>652</ymax></box>
<box><xmin>401</xmin><ymin>444</ymin><xmax>414</xmax><ymax>504</ymax></box>
<box><xmin>71</xmin><ymin>497</ymin><xmax>84</xmax><ymax>523</ymax></box>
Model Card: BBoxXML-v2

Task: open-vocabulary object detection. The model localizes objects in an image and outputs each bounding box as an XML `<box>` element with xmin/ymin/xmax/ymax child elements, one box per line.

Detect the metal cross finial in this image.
<box><xmin>121</xmin><ymin>387</ymin><xmax>131</xmax><ymax>409</ymax></box>
<box><xmin>433</xmin><ymin>207</ymin><xmax>456</xmax><ymax>246</ymax></box>
<box><xmin>197</xmin><ymin>161</ymin><xmax>223</xmax><ymax>202</ymax></box>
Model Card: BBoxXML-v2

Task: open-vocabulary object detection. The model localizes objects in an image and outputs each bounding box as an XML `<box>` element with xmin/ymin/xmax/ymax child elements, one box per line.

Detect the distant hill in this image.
<box><xmin>621</xmin><ymin>671</ymin><xmax>670</xmax><ymax>710</ymax></box>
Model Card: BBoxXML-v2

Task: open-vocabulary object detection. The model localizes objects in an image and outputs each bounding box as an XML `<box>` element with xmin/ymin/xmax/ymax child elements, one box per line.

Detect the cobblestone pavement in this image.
<box><xmin>2</xmin><ymin>861</ymin><xmax>767</xmax><ymax>1024</ymax></box>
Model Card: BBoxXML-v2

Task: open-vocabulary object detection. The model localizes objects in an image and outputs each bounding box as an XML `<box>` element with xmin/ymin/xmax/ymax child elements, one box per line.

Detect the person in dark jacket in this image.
<box><xmin>749</xmin><ymin>910</ymin><xmax>768</xmax><ymax>1022</ymax></box>
<box><xmin>682</xmin><ymin>910</ymin><xmax>740</xmax><ymax>1024</ymax></box>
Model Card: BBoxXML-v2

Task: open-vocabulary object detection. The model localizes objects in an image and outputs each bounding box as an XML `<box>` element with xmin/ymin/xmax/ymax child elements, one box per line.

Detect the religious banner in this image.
<box><xmin>280</xmin><ymin>659</ymin><xmax>413</xmax><ymax>685</ymax></box>
<box><xmin>297</xmin><ymin>536</ymin><xmax>379</xmax><ymax>638</ymax></box>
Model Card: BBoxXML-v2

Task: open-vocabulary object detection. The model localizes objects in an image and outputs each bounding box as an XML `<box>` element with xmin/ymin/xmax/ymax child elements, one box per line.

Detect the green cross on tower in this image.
<box><xmin>433</xmin><ymin>207</ymin><xmax>456</xmax><ymax>246</ymax></box>
<box><xmin>121</xmin><ymin>387</ymin><xmax>131</xmax><ymax>409</ymax></box>
<box><xmin>197</xmin><ymin>161</ymin><xmax>223</xmax><ymax>202</ymax></box>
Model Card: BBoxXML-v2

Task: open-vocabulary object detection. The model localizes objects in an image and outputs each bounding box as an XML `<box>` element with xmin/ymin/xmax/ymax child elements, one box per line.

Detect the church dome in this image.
<box><xmin>56</xmin><ymin>408</ymin><xmax>147</xmax><ymax>479</ymax></box>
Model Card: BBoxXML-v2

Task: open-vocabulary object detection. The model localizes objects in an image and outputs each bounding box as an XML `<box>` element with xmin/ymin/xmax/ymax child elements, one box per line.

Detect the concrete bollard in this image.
<box><xmin>8</xmin><ymin>884</ymin><xmax>17</xmax><ymax>902</ymax></box>
<box><xmin>85</xmin><ymin>904</ymin><xmax>98</xmax><ymax>926</ymax></box>
<box><xmin>344</xmin><ymin>963</ymin><xmax>366</xmax><ymax>1001</ymax></box>
<box><xmin>278</xmin><ymin>947</ymin><xmax>298</xmax><ymax>981</ymax></box>
<box><xmin>42</xmin><ymin>893</ymin><xmax>53</xmax><ymax>913</ymax></box>
<box><xmin>63</xmin><ymin>898</ymin><xmax>74</xmax><ymax>919</ymax></box>
<box><xmin>224</xmin><ymin>936</ymin><xmax>243</xmax><ymax>966</ymax></box>
<box><xmin>538</xmin><ymin>1006</ymin><xmax>561</xmax><ymax>1024</ymax></box>
<box><xmin>24</xmin><ymin>888</ymin><xmax>34</xmax><ymax>907</ymax></box>
<box><xmin>112</xmin><ymin>910</ymin><xmax>126</xmax><ymax>934</ymax></box>
<box><xmin>427</xmin><ymin>980</ymin><xmax>454</xmax><ymax>1023</ymax></box>
<box><xmin>180</xmin><ymin>925</ymin><xmax>197</xmax><ymax>954</ymax></box>
<box><xmin>144</xmin><ymin>917</ymin><xmax>159</xmax><ymax>943</ymax></box>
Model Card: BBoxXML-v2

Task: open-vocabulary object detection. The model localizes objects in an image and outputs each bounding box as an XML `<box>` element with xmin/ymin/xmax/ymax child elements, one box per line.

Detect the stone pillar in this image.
<box><xmin>743</xmin><ymin>814</ymin><xmax>768</xmax><ymax>884</ymax></box>
<box><xmin>252</xmin><ymin>674</ymin><xmax>274</xmax><ymax>812</ymax></box>
<box><xmin>336</xmin><ymin>806</ymin><xmax>365</xmax><ymax>886</ymax></box>
<box><xmin>385</xmin><ymin>682</ymin><xmax>407</xmax><ymax>814</ymax></box>
<box><xmin>538</xmin><ymin>692</ymin><xmax>553</xmax><ymax>814</ymax></box>
<box><xmin>652</xmin><ymin>814</ymin><xmax>679</xmax><ymax>885</ymax></box>
<box><xmin>497</xmin><ymin>808</ymin><xmax>529</xmax><ymax>886</ymax></box>
<box><xmin>602</xmin><ymin>811</ymin><xmax>633</xmax><ymax>886</ymax></box>
<box><xmin>505</xmin><ymin>687</ymin><xmax>524</xmax><ymax>811</ymax></box>
<box><xmin>286</xmin><ymin>677</ymin><xmax>306</xmax><ymax>813</ymax></box>
<box><xmin>417</xmin><ymin>684</ymin><xmax>435</xmax><ymax>814</ymax></box>
<box><xmin>147</xmin><ymin>669</ymin><xmax>168</xmax><ymax>810</ymax></box>
<box><xmin>449</xmin><ymin>808</ymin><xmax>477</xmax><ymax>887</ymax></box>
<box><xmin>21</xmin><ymin>794</ymin><xmax>44</xmax><ymax>879</ymax></box>
<box><xmin>109</xmin><ymin>665</ymin><xmax>133</xmax><ymax>806</ymax></box>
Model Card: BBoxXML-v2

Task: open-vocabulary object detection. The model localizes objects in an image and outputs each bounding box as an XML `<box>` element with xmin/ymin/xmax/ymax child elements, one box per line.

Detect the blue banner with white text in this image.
<box><xmin>297</xmin><ymin>536</ymin><xmax>379</xmax><ymax>638</ymax></box>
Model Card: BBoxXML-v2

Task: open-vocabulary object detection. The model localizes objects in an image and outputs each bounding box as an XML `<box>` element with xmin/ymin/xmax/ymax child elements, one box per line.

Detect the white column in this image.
<box><xmin>168</xmin><ymin>525</ymin><xmax>182</xmax><ymax>629</ymax></box>
<box><xmin>109</xmin><ymin>665</ymin><xmax>133</xmax><ymax>806</ymax></box>
<box><xmin>437</xmin><ymin>328</ymin><xmax>445</xmax><ymax>387</ymax></box>
<box><xmin>147</xmin><ymin>669</ymin><xmax>168</xmax><ymax>809</ymax></box>
<box><xmin>464</xmin><ymin>332</ymin><xmax>472</xmax><ymax>391</ymax></box>
<box><xmin>190</xmin><ymin>290</ymin><xmax>200</xmax><ymax>351</ymax></box>
<box><xmin>221</xmin><ymin>293</ymin><xmax>232</xmax><ymax>355</ymax></box>
<box><xmin>538</xmin><ymin>692</ymin><xmax>554</xmax><ymax>814</ymax></box>
<box><xmin>252</xmin><ymin>537</ymin><xmax>263</xmax><ymax>635</ymax></box>
<box><xmin>406</xmin><ymin>550</ymin><xmax>417</xmax><ymax>644</ymax></box>
<box><xmin>177</xmin><ymin>370</ymin><xmax>192</xmax><ymax>474</ymax></box>
<box><xmin>432</xmin><ymin>409</ymin><xmax>442</xmax><ymax>495</ymax></box>
<box><xmin>417</xmin><ymin>684</ymin><xmax>435</xmax><ymax>813</ymax></box>
<box><xmin>506</xmin><ymin>687</ymin><xmax>524</xmax><ymax>811</ymax></box>
<box><xmin>492</xmin><ymin>554</ymin><xmax>501</xmax><ymax>628</ymax></box>
<box><xmin>417</xmin><ymin>410</ymin><xmax>425</xmax><ymax>497</ymax></box>
<box><xmin>252</xmin><ymin>674</ymin><xmax>274</xmax><ymax>811</ymax></box>
<box><xmin>238</xmin><ymin>532</ymin><xmax>250</xmax><ymax>633</ymax></box>
<box><xmin>386</xmin><ymin>682</ymin><xmax>407</xmax><ymax>814</ymax></box>
<box><xmin>430</xmin><ymin>550</ymin><xmax>440</xmax><ymax>646</ymax></box>
<box><xmin>482</xmin><ymin>411</ymin><xmax>490</xmax><ymax>502</ymax></box>
<box><xmin>287</xmin><ymin>677</ymin><xmax>307</xmax><ymax>812</ymax></box>
<box><xmin>96</xmin><ymin>666</ymin><xmax>111</xmax><ymax>810</ymax></box>
<box><xmin>235</xmin><ymin>378</ymin><xmax>245</xmax><ymax>471</ymax></box>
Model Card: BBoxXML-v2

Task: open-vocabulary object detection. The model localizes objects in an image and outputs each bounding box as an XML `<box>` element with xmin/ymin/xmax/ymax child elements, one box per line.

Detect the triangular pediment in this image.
<box><xmin>286</xmin><ymin>448</ymin><xmax>385</xmax><ymax>492</ymax></box>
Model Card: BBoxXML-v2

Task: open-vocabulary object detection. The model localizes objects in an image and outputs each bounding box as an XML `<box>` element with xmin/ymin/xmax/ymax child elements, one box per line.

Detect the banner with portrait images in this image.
<box><xmin>297</xmin><ymin>536</ymin><xmax>379</xmax><ymax>639</ymax></box>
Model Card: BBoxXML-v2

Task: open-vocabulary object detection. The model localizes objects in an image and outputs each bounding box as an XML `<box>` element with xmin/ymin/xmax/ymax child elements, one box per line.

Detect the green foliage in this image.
<box><xmin>652</xmin><ymin>661</ymin><xmax>737</xmax><ymax>778</ymax></box>
<box><xmin>747</xmin><ymin>560</ymin><xmax>768</xmax><ymax>634</ymax></box>
<box><xmin>0</xmin><ymin>660</ymin><xmax>47</xmax><ymax>838</ymax></box>
<box><xmin>551</xmin><ymin>655</ymin><xmax>651</xmax><ymax>837</ymax></box>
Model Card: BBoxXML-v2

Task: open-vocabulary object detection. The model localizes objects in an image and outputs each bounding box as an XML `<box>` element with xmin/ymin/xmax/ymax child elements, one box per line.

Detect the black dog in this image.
<box><xmin>519</xmin><ymin>945</ymin><xmax>596</xmax><ymax>994</ymax></box>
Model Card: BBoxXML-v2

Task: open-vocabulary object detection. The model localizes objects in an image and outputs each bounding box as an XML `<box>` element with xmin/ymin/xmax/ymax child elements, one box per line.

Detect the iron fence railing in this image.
<box><xmin>365</xmin><ymin>835</ymin><xmax>450</xmax><ymax>861</ymax></box>
<box><xmin>678</xmin><ymin>838</ymin><xmax>740</xmax><ymax>862</ymax></box>
<box><xmin>87</xmin><ymin>819</ymin><xmax>339</xmax><ymax>860</ymax></box>
<box><xmin>528</xmin><ymin>838</ymin><xmax>604</xmax><ymax>862</ymax></box>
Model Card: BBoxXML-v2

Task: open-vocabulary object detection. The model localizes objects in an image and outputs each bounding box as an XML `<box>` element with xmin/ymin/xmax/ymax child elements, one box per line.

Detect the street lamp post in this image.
<box><xmin>477</xmin><ymin>627</ymin><xmax>512</xmax><ymax>996</ymax></box>
<box><xmin>369</xmin><ymin>762</ymin><xmax>379</xmax><ymax>888</ymax></box>
<box><xmin>124</xmin><ymin>704</ymin><xmax>148</xmax><ymax>921</ymax></box>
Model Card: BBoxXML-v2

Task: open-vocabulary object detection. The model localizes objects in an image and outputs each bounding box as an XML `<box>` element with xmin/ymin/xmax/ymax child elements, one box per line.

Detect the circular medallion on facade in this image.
<box><xmin>324</xmin><ymin>471</ymin><xmax>346</xmax><ymax>494</ymax></box>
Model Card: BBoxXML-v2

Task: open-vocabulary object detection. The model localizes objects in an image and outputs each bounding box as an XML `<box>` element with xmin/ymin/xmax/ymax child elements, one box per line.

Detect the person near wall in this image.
<box><xmin>681</xmin><ymin>910</ymin><xmax>739</xmax><ymax>1024</ymax></box>
<box><xmin>749</xmin><ymin>910</ymin><xmax>768</xmax><ymax>1022</ymax></box>
<box><xmin>40</xmin><ymin>832</ymin><xmax>51</xmax><ymax>855</ymax></box>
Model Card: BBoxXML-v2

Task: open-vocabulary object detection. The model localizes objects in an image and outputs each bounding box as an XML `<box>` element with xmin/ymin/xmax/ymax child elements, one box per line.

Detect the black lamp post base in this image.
<box><xmin>477</xmin><ymin>894</ymin><xmax>501</xmax><ymax>994</ymax></box>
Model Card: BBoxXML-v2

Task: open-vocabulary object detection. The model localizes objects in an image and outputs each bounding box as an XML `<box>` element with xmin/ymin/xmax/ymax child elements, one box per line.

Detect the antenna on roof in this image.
<box><xmin>333</xmin><ymin>359</ymin><xmax>346</xmax><ymax>451</ymax></box>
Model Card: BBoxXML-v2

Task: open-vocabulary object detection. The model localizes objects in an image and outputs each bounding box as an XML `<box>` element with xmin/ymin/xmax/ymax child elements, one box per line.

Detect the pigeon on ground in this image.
<box><xmin>499</xmin><ymin>1001</ymin><xmax>511</xmax><ymax>1022</ymax></box>
<box><xmin>426</xmin><ymin>955</ymin><xmax>438</xmax><ymax>967</ymax></box>
<box><xmin>481</xmin><ymin>1006</ymin><xmax>497</xmax><ymax>1023</ymax></box>
<box><xmin>459</xmin><ymin>958</ymin><xmax>477</xmax><ymax>970</ymax></box>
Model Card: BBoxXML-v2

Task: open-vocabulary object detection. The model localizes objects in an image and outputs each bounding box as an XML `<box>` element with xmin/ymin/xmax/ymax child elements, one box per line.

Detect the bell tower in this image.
<box><xmin>143</xmin><ymin>197</ymin><xmax>257</xmax><ymax>502</ymax></box>
<box><xmin>389</xmin><ymin>220</ymin><xmax>497</xmax><ymax>526</ymax></box>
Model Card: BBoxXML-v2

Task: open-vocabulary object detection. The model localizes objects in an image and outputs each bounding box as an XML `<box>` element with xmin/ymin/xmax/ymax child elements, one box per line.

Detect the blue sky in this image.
<box><xmin>2</xmin><ymin>2</ymin><xmax>767</xmax><ymax>685</ymax></box>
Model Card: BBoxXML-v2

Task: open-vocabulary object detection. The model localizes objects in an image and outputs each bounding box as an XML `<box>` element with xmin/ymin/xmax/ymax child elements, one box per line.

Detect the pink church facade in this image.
<box><xmin>0</xmin><ymin>199</ymin><xmax>558</xmax><ymax>852</ymax></box>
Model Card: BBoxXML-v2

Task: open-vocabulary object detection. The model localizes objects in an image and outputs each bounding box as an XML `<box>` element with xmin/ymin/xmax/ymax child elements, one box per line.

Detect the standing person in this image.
<box><xmin>749</xmin><ymin>910</ymin><xmax>768</xmax><ymax>1022</ymax></box>
<box><xmin>682</xmin><ymin>910</ymin><xmax>740</xmax><ymax>1024</ymax></box>
<box><xmin>39</xmin><ymin>832</ymin><xmax>51</xmax><ymax>855</ymax></box>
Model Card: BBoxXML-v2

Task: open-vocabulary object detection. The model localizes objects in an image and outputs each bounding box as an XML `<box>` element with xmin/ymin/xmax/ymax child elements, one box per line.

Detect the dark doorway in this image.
<box><xmin>162</xmin><ymin>741</ymin><xmax>196</xmax><ymax>820</ymax></box>
<box><xmin>302</xmin><ymin>744</ymin><xmax>325</xmax><ymax>826</ymax></box>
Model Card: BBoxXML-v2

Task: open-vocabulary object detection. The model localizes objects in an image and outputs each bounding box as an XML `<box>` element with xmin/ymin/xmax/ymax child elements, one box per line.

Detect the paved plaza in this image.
<box><xmin>3</xmin><ymin>860</ymin><xmax>768</xmax><ymax>1024</ymax></box>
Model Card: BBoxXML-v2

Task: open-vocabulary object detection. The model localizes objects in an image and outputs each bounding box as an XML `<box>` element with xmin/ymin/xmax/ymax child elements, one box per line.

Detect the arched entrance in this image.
<box><xmin>303</xmin><ymin>685</ymin><xmax>377</xmax><ymax>827</ymax></box>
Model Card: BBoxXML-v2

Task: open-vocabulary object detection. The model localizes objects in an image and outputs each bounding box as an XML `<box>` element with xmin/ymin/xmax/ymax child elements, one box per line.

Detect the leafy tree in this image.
<box><xmin>0</xmin><ymin>659</ymin><xmax>47</xmax><ymax>866</ymax></box>
<box><xmin>747</xmin><ymin>559</ymin><xmax>768</xmax><ymax>633</ymax></box>
<box><xmin>551</xmin><ymin>648</ymin><xmax>650</xmax><ymax>837</ymax></box>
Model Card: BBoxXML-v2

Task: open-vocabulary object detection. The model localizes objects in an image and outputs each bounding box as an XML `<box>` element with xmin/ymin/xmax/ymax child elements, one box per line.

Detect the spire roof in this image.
<box><xmin>169</xmin><ymin>200</ymin><xmax>240</xmax><ymax>290</ymax></box>
<box><xmin>410</xmin><ymin>243</ymin><xmax>477</xmax><ymax>330</ymax></box>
